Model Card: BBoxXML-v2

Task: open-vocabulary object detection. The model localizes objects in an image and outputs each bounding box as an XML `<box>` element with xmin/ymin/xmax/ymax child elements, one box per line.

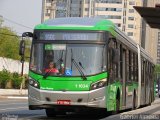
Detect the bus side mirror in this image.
<box><xmin>19</xmin><ymin>40</ymin><xmax>25</xmax><ymax>56</ymax></box>
<box><xmin>112</xmin><ymin>48</ymin><xmax>120</xmax><ymax>64</ymax></box>
<box><xmin>19</xmin><ymin>32</ymin><xmax>33</xmax><ymax>56</ymax></box>
<box><xmin>22</xmin><ymin>32</ymin><xmax>33</xmax><ymax>38</ymax></box>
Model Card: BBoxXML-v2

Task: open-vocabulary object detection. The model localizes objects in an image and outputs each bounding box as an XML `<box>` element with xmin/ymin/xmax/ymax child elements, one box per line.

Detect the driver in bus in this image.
<box><xmin>45</xmin><ymin>61</ymin><xmax>59</xmax><ymax>74</ymax></box>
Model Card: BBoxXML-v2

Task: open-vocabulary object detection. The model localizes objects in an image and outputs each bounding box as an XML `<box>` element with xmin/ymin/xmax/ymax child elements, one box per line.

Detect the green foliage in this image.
<box><xmin>0</xmin><ymin>69</ymin><xmax>28</xmax><ymax>89</ymax></box>
<box><xmin>154</xmin><ymin>64</ymin><xmax>160</xmax><ymax>73</ymax></box>
<box><xmin>23</xmin><ymin>74</ymin><xmax>28</xmax><ymax>89</ymax></box>
<box><xmin>0</xmin><ymin>17</ymin><xmax>31</xmax><ymax>61</ymax></box>
<box><xmin>154</xmin><ymin>64</ymin><xmax>160</xmax><ymax>80</ymax></box>
<box><xmin>0</xmin><ymin>27</ymin><xmax>21</xmax><ymax>60</ymax></box>
<box><xmin>0</xmin><ymin>69</ymin><xmax>11</xmax><ymax>88</ymax></box>
<box><xmin>12</xmin><ymin>72</ymin><xmax>23</xmax><ymax>89</ymax></box>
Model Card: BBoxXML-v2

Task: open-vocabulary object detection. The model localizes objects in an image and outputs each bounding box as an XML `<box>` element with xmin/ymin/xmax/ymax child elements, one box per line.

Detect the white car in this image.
<box><xmin>156</xmin><ymin>84</ymin><xmax>158</xmax><ymax>93</ymax></box>
<box><xmin>156</xmin><ymin>84</ymin><xmax>160</xmax><ymax>98</ymax></box>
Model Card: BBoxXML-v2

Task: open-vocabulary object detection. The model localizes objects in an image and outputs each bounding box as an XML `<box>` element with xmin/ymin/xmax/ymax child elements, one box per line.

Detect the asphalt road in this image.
<box><xmin>0</xmin><ymin>98</ymin><xmax>160</xmax><ymax>120</ymax></box>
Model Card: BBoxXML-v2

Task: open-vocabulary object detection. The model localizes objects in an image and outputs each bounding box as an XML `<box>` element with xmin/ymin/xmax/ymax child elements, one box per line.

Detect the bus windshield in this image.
<box><xmin>30</xmin><ymin>43</ymin><xmax>106</xmax><ymax>76</ymax></box>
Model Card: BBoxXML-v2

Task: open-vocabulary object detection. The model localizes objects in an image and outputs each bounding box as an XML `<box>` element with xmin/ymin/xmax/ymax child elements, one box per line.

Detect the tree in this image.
<box><xmin>0</xmin><ymin>17</ymin><xmax>31</xmax><ymax>61</ymax></box>
<box><xmin>0</xmin><ymin>27</ymin><xmax>21</xmax><ymax>60</ymax></box>
<box><xmin>154</xmin><ymin>64</ymin><xmax>160</xmax><ymax>80</ymax></box>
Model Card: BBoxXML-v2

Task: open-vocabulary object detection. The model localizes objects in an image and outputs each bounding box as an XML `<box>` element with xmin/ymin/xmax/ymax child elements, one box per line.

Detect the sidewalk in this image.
<box><xmin>0</xmin><ymin>89</ymin><xmax>28</xmax><ymax>99</ymax></box>
<box><xmin>152</xmin><ymin>97</ymin><xmax>160</xmax><ymax>105</ymax></box>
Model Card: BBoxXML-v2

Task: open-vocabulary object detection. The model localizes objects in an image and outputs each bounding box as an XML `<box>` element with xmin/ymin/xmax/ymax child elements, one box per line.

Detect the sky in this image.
<box><xmin>0</xmin><ymin>0</ymin><xmax>42</xmax><ymax>35</ymax></box>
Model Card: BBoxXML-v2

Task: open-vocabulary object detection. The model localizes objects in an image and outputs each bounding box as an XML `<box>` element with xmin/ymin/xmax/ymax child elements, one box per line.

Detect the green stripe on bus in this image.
<box><xmin>29</xmin><ymin>71</ymin><xmax>108</xmax><ymax>91</ymax></box>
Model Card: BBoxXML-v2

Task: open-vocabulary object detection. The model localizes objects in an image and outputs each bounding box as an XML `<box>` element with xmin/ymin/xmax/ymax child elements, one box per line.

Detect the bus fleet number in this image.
<box><xmin>75</xmin><ymin>84</ymin><xmax>89</xmax><ymax>89</ymax></box>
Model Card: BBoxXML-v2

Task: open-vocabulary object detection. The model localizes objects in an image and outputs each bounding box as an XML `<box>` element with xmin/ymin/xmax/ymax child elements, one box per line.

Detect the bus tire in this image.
<box><xmin>45</xmin><ymin>109</ymin><xmax>56</xmax><ymax>117</ymax></box>
<box><xmin>132</xmin><ymin>90</ymin><xmax>136</xmax><ymax>110</ymax></box>
<box><xmin>115</xmin><ymin>89</ymin><xmax>120</xmax><ymax>114</ymax></box>
<box><xmin>149</xmin><ymin>91</ymin><xmax>152</xmax><ymax>105</ymax></box>
<box><xmin>115</xmin><ymin>98</ymin><xmax>120</xmax><ymax>113</ymax></box>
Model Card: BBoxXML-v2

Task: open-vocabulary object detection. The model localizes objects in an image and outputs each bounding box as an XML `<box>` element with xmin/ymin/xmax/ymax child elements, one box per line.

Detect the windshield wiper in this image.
<box><xmin>43</xmin><ymin>70</ymin><xmax>52</xmax><ymax>79</ymax></box>
<box><xmin>71</xmin><ymin>49</ymin><xmax>87</xmax><ymax>80</ymax></box>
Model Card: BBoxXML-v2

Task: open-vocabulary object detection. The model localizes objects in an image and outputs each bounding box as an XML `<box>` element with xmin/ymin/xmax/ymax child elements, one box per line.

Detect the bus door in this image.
<box><xmin>122</xmin><ymin>48</ymin><xmax>127</xmax><ymax>107</ymax></box>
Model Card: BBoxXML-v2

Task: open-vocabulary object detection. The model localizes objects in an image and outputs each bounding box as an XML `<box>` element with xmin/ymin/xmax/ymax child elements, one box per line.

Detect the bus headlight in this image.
<box><xmin>29</xmin><ymin>79</ymin><xmax>40</xmax><ymax>89</ymax></box>
<box><xmin>90</xmin><ymin>79</ymin><xmax>107</xmax><ymax>90</ymax></box>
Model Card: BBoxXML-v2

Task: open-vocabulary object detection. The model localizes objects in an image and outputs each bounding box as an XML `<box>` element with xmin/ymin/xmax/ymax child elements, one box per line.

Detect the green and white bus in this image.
<box><xmin>20</xmin><ymin>17</ymin><xmax>155</xmax><ymax>117</ymax></box>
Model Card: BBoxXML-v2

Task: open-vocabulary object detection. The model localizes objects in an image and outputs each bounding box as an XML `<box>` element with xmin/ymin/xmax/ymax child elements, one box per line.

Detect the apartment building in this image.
<box><xmin>83</xmin><ymin>0</ymin><xmax>142</xmax><ymax>44</ymax></box>
<box><xmin>144</xmin><ymin>0</ymin><xmax>160</xmax><ymax>64</ymax></box>
<box><xmin>42</xmin><ymin>0</ymin><xmax>142</xmax><ymax>44</ymax></box>
<box><xmin>157</xmin><ymin>32</ymin><xmax>160</xmax><ymax>64</ymax></box>
<box><xmin>41</xmin><ymin>0</ymin><xmax>158</xmax><ymax>63</ymax></box>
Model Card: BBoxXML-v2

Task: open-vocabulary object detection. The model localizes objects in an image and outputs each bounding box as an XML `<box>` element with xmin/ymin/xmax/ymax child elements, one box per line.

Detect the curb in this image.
<box><xmin>0</xmin><ymin>95</ymin><xmax>28</xmax><ymax>99</ymax></box>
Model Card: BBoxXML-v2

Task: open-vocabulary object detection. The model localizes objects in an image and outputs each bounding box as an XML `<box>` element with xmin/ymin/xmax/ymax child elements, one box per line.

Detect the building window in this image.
<box><xmin>129</xmin><ymin>9</ymin><xmax>134</xmax><ymax>13</ymax></box>
<box><xmin>45</xmin><ymin>9</ymin><xmax>51</xmax><ymax>16</ymax></box>
<box><xmin>128</xmin><ymin>32</ymin><xmax>133</xmax><ymax>36</ymax></box>
<box><xmin>128</xmin><ymin>17</ymin><xmax>134</xmax><ymax>21</ymax></box>
<box><xmin>128</xmin><ymin>24</ymin><xmax>134</xmax><ymax>28</ymax></box>
<box><xmin>71</xmin><ymin>0</ymin><xmax>80</xmax><ymax>4</ymax></box>
<box><xmin>46</xmin><ymin>0</ymin><xmax>52</xmax><ymax>3</ymax></box>
<box><xmin>85</xmin><ymin>8</ymin><xmax>89</xmax><ymax>11</ymax></box>
<box><xmin>129</xmin><ymin>1</ymin><xmax>135</xmax><ymax>5</ymax></box>
<box><xmin>85</xmin><ymin>0</ymin><xmax>89</xmax><ymax>4</ymax></box>
<box><xmin>95</xmin><ymin>7</ymin><xmax>122</xmax><ymax>12</ymax></box>
<box><xmin>96</xmin><ymin>0</ymin><xmax>122</xmax><ymax>4</ymax></box>
<box><xmin>98</xmin><ymin>15</ymin><xmax>121</xmax><ymax>19</ymax></box>
<box><xmin>157</xmin><ymin>32</ymin><xmax>160</xmax><ymax>64</ymax></box>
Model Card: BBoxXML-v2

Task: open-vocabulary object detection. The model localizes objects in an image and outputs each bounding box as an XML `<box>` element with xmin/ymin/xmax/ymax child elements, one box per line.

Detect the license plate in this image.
<box><xmin>57</xmin><ymin>100</ymin><xmax>71</xmax><ymax>105</ymax></box>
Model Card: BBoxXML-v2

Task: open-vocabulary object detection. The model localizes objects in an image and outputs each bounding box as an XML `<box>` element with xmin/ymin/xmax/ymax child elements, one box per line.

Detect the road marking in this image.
<box><xmin>0</xmin><ymin>100</ymin><xmax>27</xmax><ymax>104</ymax></box>
<box><xmin>0</xmin><ymin>107</ymin><xmax>27</xmax><ymax>111</ymax></box>
<box><xmin>0</xmin><ymin>102</ymin><xmax>27</xmax><ymax>106</ymax></box>
<box><xmin>24</xmin><ymin>114</ymin><xmax>45</xmax><ymax>119</ymax></box>
<box><xmin>7</xmin><ymin>96</ymin><xmax>28</xmax><ymax>99</ymax></box>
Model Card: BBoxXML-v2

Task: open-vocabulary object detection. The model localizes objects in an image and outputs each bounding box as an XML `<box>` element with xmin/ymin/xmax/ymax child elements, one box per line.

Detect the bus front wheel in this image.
<box><xmin>45</xmin><ymin>109</ymin><xmax>56</xmax><ymax>117</ymax></box>
<box><xmin>115</xmin><ymin>98</ymin><xmax>120</xmax><ymax>113</ymax></box>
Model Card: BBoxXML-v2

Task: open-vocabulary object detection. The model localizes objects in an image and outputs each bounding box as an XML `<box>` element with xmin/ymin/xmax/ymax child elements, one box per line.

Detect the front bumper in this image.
<box><xmin>28</xmin><ymin>85</ymin><xmax>106</xmax><ymax>110</ymax></box>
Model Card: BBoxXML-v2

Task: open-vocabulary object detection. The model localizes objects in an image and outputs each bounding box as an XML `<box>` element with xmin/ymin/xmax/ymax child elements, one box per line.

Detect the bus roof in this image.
<box><xmin>34</xmin><ymin>17</ymin><xmax>116</xmax><ymax>35</ymax></box>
